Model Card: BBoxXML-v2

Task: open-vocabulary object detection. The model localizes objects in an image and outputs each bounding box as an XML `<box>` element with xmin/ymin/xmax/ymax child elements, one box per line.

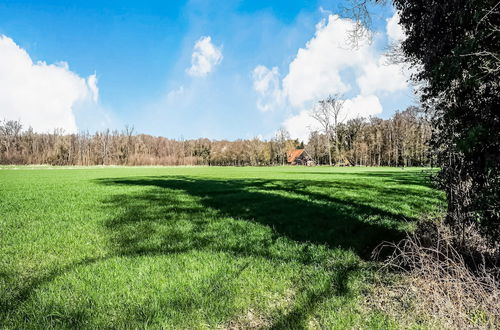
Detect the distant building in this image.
<box><xmin>287</xmin><ymin>149</ymin><xmax>314</xmax><ymax>165</ymax></box>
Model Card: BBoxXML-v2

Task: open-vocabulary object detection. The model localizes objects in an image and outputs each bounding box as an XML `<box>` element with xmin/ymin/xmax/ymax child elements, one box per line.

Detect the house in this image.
<box><xmin>287</xmin><ymin>149</ymin><xmax>314</xmax><ymax>165</ymax></box>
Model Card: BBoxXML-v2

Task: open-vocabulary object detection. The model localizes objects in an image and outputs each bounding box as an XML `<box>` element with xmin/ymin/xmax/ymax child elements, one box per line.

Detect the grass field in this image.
<box><xmin>0</xmin><ymin>166</ymin><xmax>444</xmax><ymax>328</ymax></box>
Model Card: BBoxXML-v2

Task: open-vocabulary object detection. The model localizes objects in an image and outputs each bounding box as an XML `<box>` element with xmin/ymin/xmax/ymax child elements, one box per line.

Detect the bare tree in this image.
<box><xmin>0</xmin><ymin>110</ymin><xmax>432</xmax><ymax>167</ymax></box>
<box><xmin>274</xmin><ymin>127</ymin><xmax>291</xmax><ymax>165</ymax></box>
<box><xmin>310</xmin><ymin>94</ymin><xmax>346</xmax><ymax>166</ymax></box>
<box><xmin>341</xmin><ymin>0</ymin><xmax>373</xmax><ymax>47</ymax></box>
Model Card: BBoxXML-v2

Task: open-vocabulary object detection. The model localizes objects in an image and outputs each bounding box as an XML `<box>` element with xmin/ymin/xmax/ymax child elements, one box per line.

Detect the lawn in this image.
<box><xmin>0</xmin><ymin>166</ymin><xmax>444</xmax><ymax>328</ymax></box>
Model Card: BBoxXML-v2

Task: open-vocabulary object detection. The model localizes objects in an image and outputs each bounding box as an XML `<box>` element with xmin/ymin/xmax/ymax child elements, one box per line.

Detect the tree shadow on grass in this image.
<box><xmin>99</xmin><ymin>176</ymin><xmax>415</xmax><ymax>260</ymax></box>
<box><xmin>0</xmin><ymin>256</ymin><xmax>108</xmax><ymax>325</ymax></box>
<box><xmin>93</xmin><ymin>175</ymin><xmax>435</xmax><ymax>327</ymax></box>
<box><xmin>2</xmin><ymin>172</ymin><xmax>442</xmax><ymax>327</ymax></box>
<box><xmin>287</xmin><ymin>169</ymin><xmax>436</xmax><ymax>186</ymax></box>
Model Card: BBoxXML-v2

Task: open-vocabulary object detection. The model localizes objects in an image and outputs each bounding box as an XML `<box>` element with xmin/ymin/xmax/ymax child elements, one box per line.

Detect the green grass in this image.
<box><xmin>0</xmin><ymin>166</ymin><xmax>444</xmax><ymax>329</ymax></box>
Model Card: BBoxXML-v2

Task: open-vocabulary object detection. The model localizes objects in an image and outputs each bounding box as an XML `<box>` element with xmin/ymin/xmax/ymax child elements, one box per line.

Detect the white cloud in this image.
<box><xmin>283</xmin><ymin>109</ymin><xmax>320</xmax><ymax>142</ymax></box>
<box><xmin>343</xmin><ymin>94</ymin><xmax>383</xmax><ymax>118</ymax></box>
<box><xmin>86</xmin><ymin>74</ymin><xmax>99</xmax><ymax>102</ymax></box>
<box><xmin>253</xmin><ymin>15</ymin><xmax>408</xmax><ymax>112</ymax></box>
<box><xmin>252</xmin><ymin>13</ymin><xmax>411</xmax><ymax>141</ymax></box>
<box><xmin>166</xmin><ymin>85</ymin><xmax>185</xmax><ymax>101</ymax></box>
<box><xmin>0</xmin><ymin>35</ymin><xmax>99</xmax><ymax>133</ymax></box>
<box><xmin>187</xmin><ymin>36</ymin><xmax>223</xmax><ymax>77</ymax></box>
<box><xmin>319</xmin><ymin>6</ymin><xmax>333</xmax><ymax>16</ymax></box>
<box><xmin>357</xmin><ymin>55</ymin><xmax>408</xmax><ymax>95</ymax></box>
<box><xmin>282</xmin><ymin>15</ymin><xmax>409</xmax><ymax>106</ymax></box>
<box><xmin>386</xmin><ymin>12</ymin><xmax>405</xmax><ymax>44</ymax></box>
<box><xmin>251</xmin><ymin>65</ymin><xmax>283</xmax><ymax>112</ymax></box>
<box><xmin>283</xmin><ymin>15</ymin><xmax>364</xmax><ymax>108</ymax></box>
<box><xmin>283</xmin><ymin>94</ymin><xmax>383</xmax><ymax>141</ymax></box>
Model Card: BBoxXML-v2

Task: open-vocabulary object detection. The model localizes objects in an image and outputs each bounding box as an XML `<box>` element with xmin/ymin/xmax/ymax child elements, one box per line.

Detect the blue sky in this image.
<box><xmin>0</xmin><ymin>0</ymin><xmax>413</xmax><ymax>141</ymax></box>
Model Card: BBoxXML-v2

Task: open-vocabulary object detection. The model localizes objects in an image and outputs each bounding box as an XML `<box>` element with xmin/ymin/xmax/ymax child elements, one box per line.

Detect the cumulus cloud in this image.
<box><xmin>343</xmin><ymin>94</ymin><xmax>383</xmax><ymax>118</ymax></box>
<box><xmin>386</xmin><ymin>12</ymin><xmax>405</xmax><ymax>44</ymax></box>
<box><xmin>0</xmin><ymin>35</ymin><xmax>99</xmax><ymax>133</ymax></box>
<box><xmin>251</xmin><ymin>65</ymin><xmax>283</xmax><ymax>112</ymax></box>
<box><xmin>187</xmin><ymin>36</ymin><xmax>223</xmax><ymax>77</ymax></box>
<box><xmin>252</xmin><ymin>14</ymin><xmax>410</xmax><ymax>140</ymax></box>
<box><xmin>283</xmin><ymin>110</ymin><xmax>320</xmax><ymax>142</ymax></box>
<box><xmin>282</xmin><ymin>16</ymin><xmax>363</xmax><ymax>108</ymax></box>
<box><xmin>283</xmin><ymin>15</ymin><xmax>408</xmax><ymax>106</ymax></box>
<box><xmin>357</xmin><ymin>55</ymin><xmax>408</xmax><ymax>95</ymax></box>
<box><xmin>253</xmin><ymin>15</ymin><xmax>408</xmax><ymax>112</ymax></box>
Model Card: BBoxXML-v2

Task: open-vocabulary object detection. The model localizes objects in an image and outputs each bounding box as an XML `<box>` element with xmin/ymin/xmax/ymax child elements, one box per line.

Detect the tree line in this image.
<box><xmin>0</xmin><ymin>106</ymin><xmax>431</xmax><ymax>167</ymax></box>
<box><xmin>308</xmin><ymin>96</ymin><xmax>432</xmax><ymax>167</ymax></box>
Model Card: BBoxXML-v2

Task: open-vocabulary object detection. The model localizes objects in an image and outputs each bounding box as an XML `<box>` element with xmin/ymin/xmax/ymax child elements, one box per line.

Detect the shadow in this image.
<box><xmin>0</xmin><ymin>256</ymin><xmax>108</xmax><ymax>321</ymax></box>
<box><xmin>98</xmin><ymin>176</ymin><xmax>412</xmax><ymax>260</ymax></box>
<box><xmin>286</xmin><ymin>168</ymin><xmax>437</xmax><ymax>187</ymax></box>
<box><xmin>269</xmin><ymin>262</ymin><xmax>360</xmax><ymax>329</ymax></box>
<box><xmin>2</xmin><ymin>171</ymin><xmax>442</xmax><ymax>327</ymax></box>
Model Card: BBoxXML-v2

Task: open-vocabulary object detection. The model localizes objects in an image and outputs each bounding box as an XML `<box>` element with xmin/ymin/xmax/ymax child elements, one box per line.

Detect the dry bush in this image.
<box><xmin>370</xmin><ymin>221</ymin><xmax>500</xmax><ymax>329</ymax></box>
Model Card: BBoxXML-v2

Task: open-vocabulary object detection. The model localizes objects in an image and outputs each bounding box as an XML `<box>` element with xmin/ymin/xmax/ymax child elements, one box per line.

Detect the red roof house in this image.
<box><xmin>287</xmin><ymin>149</ymin><xmax>312</xmax><ymax>165</ymax></box>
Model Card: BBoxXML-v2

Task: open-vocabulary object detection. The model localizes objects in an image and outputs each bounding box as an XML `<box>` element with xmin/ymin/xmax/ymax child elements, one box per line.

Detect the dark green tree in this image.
<box><xmin>391</xmin><ymin>0</ymin><xmax>500</xmax><ymax>245</ymax></box>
